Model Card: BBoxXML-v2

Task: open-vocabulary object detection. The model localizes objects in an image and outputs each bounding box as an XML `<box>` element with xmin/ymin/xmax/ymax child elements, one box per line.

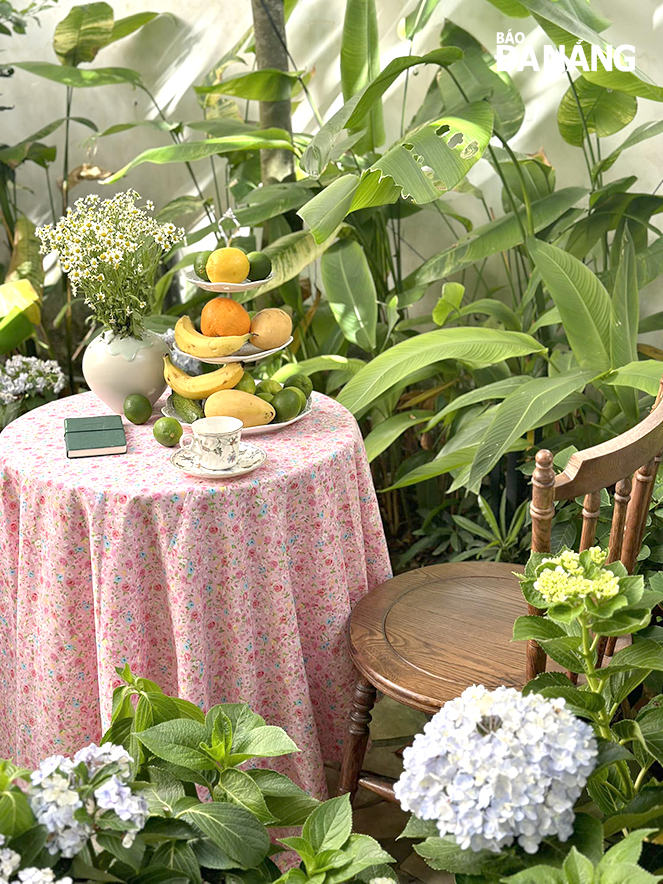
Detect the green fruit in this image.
<box><xmin>123</xmin><ymin>393</ymin><xmax>152</xmax><ymax>425</ymax></box>
<box><xmin>286</xmin><ymin>373</ymin><xmax>313</xmax><ymax>399</ymax></box>
<box><xmin>246</xmin><ymin>250</ymin><xmax>272</xmax><ymax>282</ymax></box>
<box><xmin>256</xmin><ymin>392</ymin><xmax>274</xmax><ymax>405</ymax></box>
<box><xmin>271</xmin><ymin>388</ymin><xmax>301</xmax><ymax>423</ymax></box>
<box><xmin>170</xmin><ymin>392</ymin><xmax>204</xmax><ymax>423</ymax></box>
<box><xmin>153</xmin><ymin>416</ymin><xmax>183</xmax><ymax>447</ymax></box>
<box><xmin>194</xmin><ymin>250</ymin><xmax>213</xmax><ymax>281</ymax></box>
<box><xmin>284</xmin><ymin>385</ymin><xmax>306</xmax><ymax>413</ymax></box>
<box><xmin>235</xmin><ymin>372</ymin><xmax>256</xmax><ymax>394</ymax></box>
<box><xmin>255</xmin><ymin>379</ymin><xmax>282</xmax><ymax>396</ymax></box>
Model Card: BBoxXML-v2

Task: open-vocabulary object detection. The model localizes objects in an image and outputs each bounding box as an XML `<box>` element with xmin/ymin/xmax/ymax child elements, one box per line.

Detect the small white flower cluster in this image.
<box><xmin>395</xmin><ymin>685</ymin><xmax>597</xmax><ymax>854</ymax></box>
<box><xmin>534</xmin><ymin>547</ymin><xmax>619</xmax><ymax>606</ymax></box>
<box><xmin>36</xmin><ymin>191</ymin><xmax>184</xmax><ymax>338</ymax></box>
<box><xmin>0</xmin><ymin>356</ymin><xmax>66</xmax><ymax>405</ymax></box>
<box><xmin>28</xmin><ymin>743</ymin><xmax>147</xmax><ymax>859</ymax></box>
<box><xmin>0</xmin><ymin>834</ymin><xmax>73</xmax><ymax>884</ymax></box>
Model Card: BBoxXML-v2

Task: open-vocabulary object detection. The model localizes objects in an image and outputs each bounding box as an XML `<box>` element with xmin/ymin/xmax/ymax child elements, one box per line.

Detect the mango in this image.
<box><xmin>204</xmin><ymin>389</ymin><xmax>275</xmax><ymax>427</ymax></box>
<box><xmin>250</xmin><ymin>308</ymin><xmax>292</xmax><ymax>351</ymax></box>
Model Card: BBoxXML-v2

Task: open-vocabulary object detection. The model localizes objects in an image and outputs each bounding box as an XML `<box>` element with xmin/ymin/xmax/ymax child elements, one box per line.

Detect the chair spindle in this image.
<box><xmin>527</xmin><ymin>449</ymin><xmax>555</xmax><ymax>680</ymax></box>
<box><xmin>606</xmin><ymin>477</ymin><xmax>632</xmax><ymax>564</ymax></box>
<box><xmin>579</xmin><ymin>491</ymin><xmax>601</xmax><ymax>551</ymax></box>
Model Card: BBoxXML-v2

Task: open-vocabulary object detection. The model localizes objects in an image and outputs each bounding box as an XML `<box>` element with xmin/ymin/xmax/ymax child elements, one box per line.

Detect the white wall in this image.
<box><xmin>4</xmin><ymin>0</ymin><xmax>663</xmax><ymax>314</ymax></box>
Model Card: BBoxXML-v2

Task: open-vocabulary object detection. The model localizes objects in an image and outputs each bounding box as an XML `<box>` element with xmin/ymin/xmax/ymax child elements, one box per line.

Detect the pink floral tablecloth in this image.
<box><xmin>0</xmin><ymin>391</ymin><xmax>390</xmax><ymax>797</ymax></box>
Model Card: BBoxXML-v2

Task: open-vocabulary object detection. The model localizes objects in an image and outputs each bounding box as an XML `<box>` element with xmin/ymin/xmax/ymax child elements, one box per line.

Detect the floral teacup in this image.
<box><xmin>179</xmin><ymin>416</ymin><xmax>243</xmax><ymax>470</ymax></box>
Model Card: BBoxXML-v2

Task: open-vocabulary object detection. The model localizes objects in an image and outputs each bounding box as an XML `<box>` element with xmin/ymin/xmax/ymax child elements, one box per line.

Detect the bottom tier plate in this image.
<box><xmin>162</xmin><ymin>397</ymin><xmax>312</xmax><ymax>435</ymax></box>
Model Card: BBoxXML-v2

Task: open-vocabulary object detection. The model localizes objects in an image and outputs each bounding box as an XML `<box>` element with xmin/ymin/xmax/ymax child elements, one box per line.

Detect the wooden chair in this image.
<box><xmin>337</xmin><ymin>378</ymin><xmax>663</xmax><ymax>802</ymax></box>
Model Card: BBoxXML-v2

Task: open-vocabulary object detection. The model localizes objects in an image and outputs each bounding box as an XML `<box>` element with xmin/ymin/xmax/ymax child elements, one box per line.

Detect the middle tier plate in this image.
<box><xmin>173</xmin><ymin>336</ymin><xmax>293</xmax><ymax>365</ymax></box>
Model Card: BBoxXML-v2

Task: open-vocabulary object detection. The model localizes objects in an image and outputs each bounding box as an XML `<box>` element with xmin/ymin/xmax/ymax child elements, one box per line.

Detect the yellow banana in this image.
<box><xmin>163</xmin><ymin>355</ymin><xmax>244</xmax><ymax>399</ymax></box>
<box><xmin>174</xmin><ymin>315</ymin><xmax>251</xmax><ymax>358</ymax></box>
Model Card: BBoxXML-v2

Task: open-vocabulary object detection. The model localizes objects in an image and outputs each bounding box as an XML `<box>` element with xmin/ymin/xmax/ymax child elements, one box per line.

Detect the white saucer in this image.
<box><xmin>162</xmin><ymin>397</ymin><xmax>312</xmax><ymax>435</ymax></box>
<box><xmin>173</xmin><ymin>337</ymin><xmax>293</xmax><ymax>365</ymax></box>
<box><xmin>183</xmin><ymin>271</ymin><xmax>275</xmax><ymax>293</ymax></box>
<box><xmin>170</xmin><ymin>442</ymin><xmax>266</xmax><ymax>479</ymax></box>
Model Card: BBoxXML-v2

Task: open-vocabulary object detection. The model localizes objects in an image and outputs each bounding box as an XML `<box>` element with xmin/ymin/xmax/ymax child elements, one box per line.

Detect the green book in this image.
<box><xmin>65</xmin><ymin>427</ymin><xmax>127</xmax><ymax>458</ymax></box>
<box><xmin>64</xmin><ymin>415</ymin><xmax>124</xmax><ymax>434</ymax></box>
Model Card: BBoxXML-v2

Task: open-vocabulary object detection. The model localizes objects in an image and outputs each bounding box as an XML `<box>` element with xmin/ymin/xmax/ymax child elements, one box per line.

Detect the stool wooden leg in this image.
<box><xmin>337</xmin><ymin>676</ymin><xmax>377</xmax><ymax>800</ymax></box>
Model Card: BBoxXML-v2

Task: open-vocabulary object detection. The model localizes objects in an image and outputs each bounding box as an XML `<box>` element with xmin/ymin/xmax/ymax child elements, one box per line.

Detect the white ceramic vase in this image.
<box><xmin>82</xmin><ymin>330</ymin><xmax>169</xmax><ymax>414</ymax></box>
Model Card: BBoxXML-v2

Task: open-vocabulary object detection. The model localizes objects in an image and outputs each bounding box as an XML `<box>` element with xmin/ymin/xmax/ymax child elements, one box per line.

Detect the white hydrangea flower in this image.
<box><xmin>29</xmin><ymin>758</ymin><xmax>89</xmax><ymax>857</ymax></box>
<box><xmin>394</xmin><ymin>685</ymin><xmax>597</xmax><ymax>854</ymax></box>
<box><xmin>17</xmin><ymin>869</ymin><xmax>73</xmax><ymax>884</ymax></box>
<box><xmin>0</xmin><ymin>357</ymin><xmax>66</xmax><ymax>406</ymax></box>
<box><xmin>0</xmin><ymin>832</ymin><xmax>20</xmax><ymax>879</ymax></box>
<box><xmin>95</xmin><ymin>775</ymin><xmax>148</xmax><ymax>833</ymax></box>
<box><xmin>73</xmin><ymin>743</ymin><xmax>133</xmax><ymax>779</ymax></box>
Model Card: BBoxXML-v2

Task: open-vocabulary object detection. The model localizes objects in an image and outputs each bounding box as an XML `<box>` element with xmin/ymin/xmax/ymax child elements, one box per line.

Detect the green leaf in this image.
<box><xmin>594</xmin><ymin>121</ymin><xmax>663</xmax><ymax>177</ymax></box>
<box><xmin>340</xmin><ymin>0</ymin><xmax>384</xmax><ymax>151</ymax></box>
<box><xmin>363</xmin><ymin>410</ymin><xmax>431</xmax><ymax>463</ymax></box>
<box><xmin>97</xmin><ymin>832</ymin><xmax>145</xmax><ymax>872</ymax></box>
<box><xmin>301</xmin><ymin>48</ymin><xmax>461</xmax><ymax>177</ymax></box>
<box><xmin>300</xmin><ymin>103</ymin><xmax>494</xmax><ymax>242</ymax></box>
<box><xmin>599</xmin><ymin>829</ymin><xmax>655</xmax><ymax>870</ymax></box>
<box><xmin>601</xmin><ymin>640</ymin><xmax>663</xmax><ymax>676</ymax></box>
<box><xmin>139</xmin><ymin>765</ymin><xmax>185</xmax><ymax>814</ymax></box>
<box><xmin>414</xmin><ymin>836</ymin><xmax>509</xmax><ymax>875</ymax></box>
<box><xmin>399</xmin><ymin>815</ymin><xmax>439</xmax><ymax>839</ymax></box>
<box><xmin>558</xmin><ymin>77</ymin><xmax>637</xmax><ymax>147</ymax></box>
<box><xmin>235</xmin><ymin>183</ymin><xmax>316</xmax><ymax>227</ymax></box>
<box><xmin>603</xmin><ymin>786</ymin><xmax>663</xmax><ymax>836</ymax></box>
<box><xmin>437</xmin><ymin>21</ymin><xmax>525</xmax><ymax>140</ymax></box>
<box><xmin>324</xmin><ymin>834</ymin><xmax>394</xmax><ymax>884</ymax></box>
<box><xmin>247</xmin><ymin>769</ymin><xmax>320</xmax><ymax>826</ymax></box>
<box><xmin>13</xmin><ymin>61</ymin><xmax>143</xmax><ymax>88</ymax></box>
<box><xmin>229</xmin><ymin>725</ymin><xmax>299</xmax><ymax>763</ymax></box>
<box><xmin>180</xmin><ymin>801</ymin><xmax>270</xmax><ymax>868</ymax></box>
<box><xmin>337</xmin><ymin>328</ymin><xmax>545</xmax><ymax>414</ymax></box>
<box><xmin>432</xmin><ymin>281</ymin><xmax>465</xmax><ymax>326</ymax></box>
<box><xmin>537</xmin><ymin>636</ymin><xmax>585</xmax><ymax>673</ymax></box>
<box><xmin>456</xmin><ymin>298</ymin><xmax>521</xmax><ymax>331</ymax></box>
<box><xmin>303</xmin><ymin>795</ymin><xmax>352</xmax><ymax>851</ymax></box>
<box><xmin>592</xmin><ymin>738</ymin><xmax>636</xmax><ymax>774</ymax></box>
<box><xmin>468</xmin><ymin>368</ymin><xmax>596</xmax><ymax>492</ymax></box>
<box><xmin>320</xmin><ymin>239</ymin><xmax>377</xmax><ymax>351</ymax></box>
<box><xmin>528</xmin><ymin>237</ymin><xmax>613</xmax><ymax>371</ymax></box>
<box><xmin>135</xmin><ymin>719</ymin><xmax>216</xmax><ymax>771</ymax></box>
<box><xmin>151</xmin><ymin>841</ymin><xmax>201</xmax><ymax>884</ymax></box>
<box><xmin>104</xmin><ymin>130</ymin><xmax>294</xmax><ymax>184</ymax></box>
<box><xmin>217</xmin><ymin>768</ymin><xmax>276</xmax><ymax>824</ymax></box>
<box><xmin>610</xmin><ymin>228</ymin><xmax>639</xmax><ymax>368</ymax></box>
<box><xmin>603</xmin><ymin>360</ymin><xmax>663</xmax><ymax>397</ymax></box>
<box><xmin>410</xmin><ymin>187</ymin><xmax>586</xmax><ymax>286</ymax></box>
<box><xmin>484</xmin><ymin>0</ymin><xmax>528</xmax><ymax>15</ymax></box>
<box><xmin>0</xmin><ymin>790</ymin><xmax>34</xmax><ymax>838</ymax></box>
<box><xmin>512</xmin><ymin>615</ymin><xmax>565</xmax><ymax>642</ymax></box>
<box><xmin>0</xmin><ymin>117</ymin><xmax>97</xmax><ymax>166</ymax></box>
<box><xmin>195</xmin><ymin>69</ymin><xmax>302</xmax><ymax>101</ymax></box>
<box><xmin>272</xmin><ymin>356</ymin><xmax>365</xmax><ymax>384</ymax></box>
<box><xmin>7</xmin><ymin>826</ymin><xmax>47</xmax><ymax>865</ymax></box>
<box><xmin>53</xmin><ymin>2</ymin><xmax>114</xmax><ymax>66</ymax></box>
<box><xmin>99</xmin><ymin>119</ymin><xmax>179</xmax><ymax>138</ymax></box>
<box><xmin>503</xmin><ymin>868</ymin><xmax>565</xmax><ymax>884</ymax></box>
<box><xmin>425</xmin><ymin>376</ymin><xmax>530</xmax><ymax>431</ymax></box>
<box><xmin>563</xmin><ymin>848</ymin><xmax>594</xmax><ymax>884</ymax></box>
<box><xmin>398</xmin><ymin>0</ymin><xmax>443</xmax><ymax>40</ymax></box>
<box><xmin>109</xmin><ymin>11</ymin><xmax>159</xmax><ymax>43</ymax></box>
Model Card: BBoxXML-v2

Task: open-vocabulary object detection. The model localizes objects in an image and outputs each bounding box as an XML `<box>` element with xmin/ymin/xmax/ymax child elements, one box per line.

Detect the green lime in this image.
<box><xmin>255</xmin><ymin>378</ymin><xmax>282</xmax><ymax>396</ymax></box>
<box><xmin>246</xmin><ymin>250</ymin><xmax>272</xmax><ymax>282</ymax></box>
<box><xmin>284</xmin><ymin>385</ymin><xmax>306</xmax><ymax>413</ymax></box>
<box><xmin>194</xmin><ymin>250</ymin><xmax>213</xmax><ymax>281</ymax></box>
<box><xmin>286</xmin><ymin>373</ymin><xmax>313</xmax><ymax>399</ymax></box>
<box><xmin>235</xmin><ymin>371</ymin><xmax>256</xmax><ymax>394</ymax></box>
<box><xmin>272</xmin><ymin>388</ymin><xmax>301</xmax><ymax>423</ymax></box>
<box><xmin>256</xmin><ymin>392</ymin><xmax>274</xmax><ymax>404</ymax></box>
<box><xmin>154</xmin><ymin>416</ymin><xmax>183</xmax><ymax>447</ymax></box>
<box><xmin>123</xmin><ymin>393</ymin><xmax>152</xmax><ymax>425</ymax></box>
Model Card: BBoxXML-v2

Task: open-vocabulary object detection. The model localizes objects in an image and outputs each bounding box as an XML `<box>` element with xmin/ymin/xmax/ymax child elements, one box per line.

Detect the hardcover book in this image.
<box><xmin>64</xmin><ymin>415</ymin><xmax>124</xmax><ymax>434</ymax></box>
<box><xmin>64</xmin><ymin>421</ymin><xmax>127</xmax><ymax>459</ymax></box>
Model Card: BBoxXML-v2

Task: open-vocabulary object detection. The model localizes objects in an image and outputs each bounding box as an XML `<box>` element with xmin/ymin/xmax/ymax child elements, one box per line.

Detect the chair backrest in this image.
<box><xmin>525</xmin><ymin>377</ymin><xmax>663</xmax><ymax>678</ymax></box>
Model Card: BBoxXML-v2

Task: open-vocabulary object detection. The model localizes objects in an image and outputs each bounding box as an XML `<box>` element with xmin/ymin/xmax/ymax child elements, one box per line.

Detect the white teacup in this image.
<box><xmin>179</xmin><ymin>416</ymin><xmax>243</xmax><ymax>470</ymax></box>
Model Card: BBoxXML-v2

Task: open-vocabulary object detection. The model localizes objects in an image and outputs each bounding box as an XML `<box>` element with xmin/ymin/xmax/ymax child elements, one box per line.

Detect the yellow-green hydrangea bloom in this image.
<box><xmin>533</xmin><ymin>547</ymin><xmax>618</xmax><ymax>606</ymax></box>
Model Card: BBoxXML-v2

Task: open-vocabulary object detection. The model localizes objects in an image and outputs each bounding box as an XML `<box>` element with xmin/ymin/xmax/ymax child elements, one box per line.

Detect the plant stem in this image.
<box><xmin>62</xmin><ymin>86</ymin><xmax>74</xmax><ymax>393</ymax></box>
<box><xmin>496</xmin><ymin>136</ymin><xmax>535</xmax><ymax>237</ymax></box>
<box><xmin>565</xmin><ymin>72</ymin><xmax>597</xmax><ymax>187</ymax></box>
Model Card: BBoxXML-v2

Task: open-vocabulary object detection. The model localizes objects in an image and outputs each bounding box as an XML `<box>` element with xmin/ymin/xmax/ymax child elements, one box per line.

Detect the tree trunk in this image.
<box><xmin>249</xmin><ymin>0</ymin><xmax>295</xmax><ymax>185</ymax></box>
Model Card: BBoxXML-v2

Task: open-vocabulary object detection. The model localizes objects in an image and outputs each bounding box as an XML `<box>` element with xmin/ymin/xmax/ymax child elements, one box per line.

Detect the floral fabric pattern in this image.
<box><xmin>0</xmin><ymin>391</ymin><xmax>391</xmax><ymax>798</ymax></box>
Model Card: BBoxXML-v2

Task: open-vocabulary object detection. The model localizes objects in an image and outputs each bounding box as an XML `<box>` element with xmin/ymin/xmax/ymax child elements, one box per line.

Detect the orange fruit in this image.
<box><xmin>200</xmin><ymin>297</ymin><xmax>251</xmax><ymax>337</ymax></box>
<box><xmin>205</xmin><ymin>247</ymin><xmax>250</xmax><ymax>284</ymax></box>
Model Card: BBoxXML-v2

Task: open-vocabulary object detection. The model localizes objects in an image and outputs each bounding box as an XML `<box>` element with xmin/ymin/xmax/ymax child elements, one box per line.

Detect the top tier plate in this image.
<box><xmin>183</xmin><ymin>271</ymin><xmax>275</xmax><ymax>293</ymax></box>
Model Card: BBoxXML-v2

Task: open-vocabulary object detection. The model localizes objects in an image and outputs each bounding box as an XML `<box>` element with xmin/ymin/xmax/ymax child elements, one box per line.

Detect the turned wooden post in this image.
<box><xmin>337</xmin><ymin>677</ymin><xmax>377</xmax><ymax>800</ymax></box>
<box><xmin>527</xmin><ymin>449</ymin><xmax>556</xmax><ymax>680</ymax></box>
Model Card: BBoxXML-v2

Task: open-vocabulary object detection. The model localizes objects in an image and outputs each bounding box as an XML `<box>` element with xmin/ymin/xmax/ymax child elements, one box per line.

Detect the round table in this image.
<box><xmin>0</xmin><ymin>391</ymin><xmax>391</xmax><ymax>797</ymax></box>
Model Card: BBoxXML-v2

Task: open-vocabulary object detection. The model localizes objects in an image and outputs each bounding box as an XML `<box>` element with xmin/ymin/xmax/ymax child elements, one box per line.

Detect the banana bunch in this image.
<box><xmin>174</xmin><ymin>316</ymin><xmax>250</xmax><ymax>358</ymax></box>
<box><xmin>163</xmin><ymin>355</ymin><xmax>243</xmax><ymax>399</ymax></box>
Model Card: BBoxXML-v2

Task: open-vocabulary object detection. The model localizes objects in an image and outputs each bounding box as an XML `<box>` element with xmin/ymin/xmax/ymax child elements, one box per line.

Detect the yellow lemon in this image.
<box><xmin>206</xmin><ymin>248</ymin><xmax>250</xmax><ymax>284</ymax></box>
